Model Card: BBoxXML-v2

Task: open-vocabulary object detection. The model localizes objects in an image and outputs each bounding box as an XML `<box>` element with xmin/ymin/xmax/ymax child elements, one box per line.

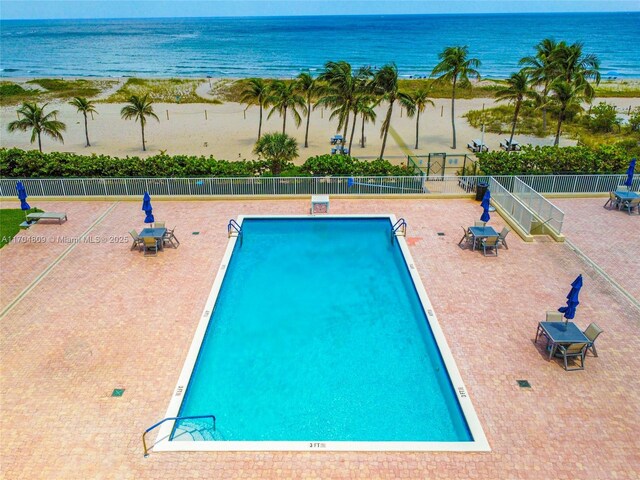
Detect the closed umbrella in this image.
<box><xmin>142</xmin><ymin>192</ymin><xmax>154</xmax><ymax>225</ymax></box>
<box><xmin>16</xmin><ymin>181</ymin><xmax>31</xmax><ymax>222</ymax></box>
<box><xmin>480</xmin><ymin>189</ymin><xmax>491</xmax><ymax>222</ymax></box>
<box><xmin>558</xmin><ymin>274</ymin><xmax>583</xmax><ymax>323</ymax></box>
<box><xmin>624</xmin><ymin>158</ymin><xmax>636</xmax><ymax>188</ymax></box>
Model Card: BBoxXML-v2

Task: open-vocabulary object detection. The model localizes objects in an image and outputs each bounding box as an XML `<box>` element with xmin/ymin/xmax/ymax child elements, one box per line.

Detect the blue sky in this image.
<box><xmin>1</xmin><ymin>0</ymin><xmax>638</xmax><ymax>20</ymax></box>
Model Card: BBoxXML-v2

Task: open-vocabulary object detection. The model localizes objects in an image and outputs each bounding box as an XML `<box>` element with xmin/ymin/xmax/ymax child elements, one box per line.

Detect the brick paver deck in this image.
<box><xmin>1</xmin><ymin>198</ymin><xmax>639</xmax><ymax>479</ymax></box>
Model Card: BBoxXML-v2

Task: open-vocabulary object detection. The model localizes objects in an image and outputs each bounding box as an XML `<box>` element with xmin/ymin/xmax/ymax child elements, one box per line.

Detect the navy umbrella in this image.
<box><xmin>480</xmin><ymin>189</ymin><xmax>491</xmax><ymax>222</ymax></box>
<box><xmin>558</xmin><ymin>274</ymin><xmax>583</xmax><ymax>323</ymax></box>
<box><xmin>16</xmin><ymin>181</ymin><xmax>31</xmax><ymax>221</ymax></box>
<box><xmin>624</xmin><ymin>158</ymin><xmax>636</xmax><ymax>188</ymax></box>
<box><xmin>142</xmin><ymin>191</ymin><xmax>154</xmax><ymax>225</ymax></box>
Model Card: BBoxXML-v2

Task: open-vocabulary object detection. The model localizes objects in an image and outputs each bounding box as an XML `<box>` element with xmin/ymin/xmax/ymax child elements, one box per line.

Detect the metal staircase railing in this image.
<box><xmin>227</xmin><ymin>219</ymin><xmax>242</xmax><ymax>239</ymax></box>
<box><xmin>391</xmin><ymin>218</ymin><xmax>407</xmax><ymax>241</ymax></box>
<box><xmin>142</xmin><ymin>414</ymin><xmax>216</xmax><ymax>457</ymax></box>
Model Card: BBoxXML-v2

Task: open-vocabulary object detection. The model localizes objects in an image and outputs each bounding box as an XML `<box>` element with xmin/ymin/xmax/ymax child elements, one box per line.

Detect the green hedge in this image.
<box><xmin>476</xmin><ymin>144</ymin><xmax>636</xmax><ymax>175</ymax></box>
<box><xmin>0</xmin><ymin>149</ymin><xmax>412</xmax><ymax>178</ymax></box>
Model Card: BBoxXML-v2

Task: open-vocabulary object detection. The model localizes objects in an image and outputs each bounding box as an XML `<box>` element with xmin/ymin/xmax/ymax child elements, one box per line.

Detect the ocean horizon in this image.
<box><xmin>1</xmin><ymin>12</ymin><xmax>639</xmax><ymax>79</ymax></box>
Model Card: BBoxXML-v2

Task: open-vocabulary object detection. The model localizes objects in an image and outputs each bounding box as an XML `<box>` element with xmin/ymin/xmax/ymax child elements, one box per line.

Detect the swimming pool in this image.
<box><xmin>156</xmin><ymin>215</ymin><xmax>489</xmax><ymax>451</ymax></box>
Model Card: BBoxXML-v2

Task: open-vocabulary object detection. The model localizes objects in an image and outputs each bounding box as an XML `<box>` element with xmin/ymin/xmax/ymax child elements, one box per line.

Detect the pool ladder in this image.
<box><xmin>227</xmin><ymin>219</ymin><xmax>243</xmax><ymax>244</ymax></box>
<box><xmin>142</xmin><ymin>414</ymin><xmax>216</xmax><ymax>457</ymax></box>
<box><xmin>391</xmin><ymin>218</ymin><xmax>407</xmax><ymax>242</ymax></box>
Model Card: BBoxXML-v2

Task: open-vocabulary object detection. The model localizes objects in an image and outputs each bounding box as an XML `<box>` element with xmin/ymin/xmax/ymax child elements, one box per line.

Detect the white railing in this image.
<box><xmin>515</xmin><ymin>174</ymin><xmax>638</xmax><ymax>194</ymax></box>
<box><xmin>488</xmin><ymin>178</ymin><xmax>535</xmax><ymax>234</ymax></box>
<box><xmin>511</xmin><ymin>177</ymin><xmax>565</xmax><ymax>234</ymax></box>
<box><xmin>0</xmin><ymin>176</ymin><xmax>483</xmax><ymax>197</ymax></box>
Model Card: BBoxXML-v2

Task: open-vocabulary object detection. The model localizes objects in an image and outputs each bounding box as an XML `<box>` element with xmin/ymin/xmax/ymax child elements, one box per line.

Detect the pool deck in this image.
<box><xmin>1</xmin><ymin>197</ymin><xmax>639</xmax><ymax>479</ymax></box>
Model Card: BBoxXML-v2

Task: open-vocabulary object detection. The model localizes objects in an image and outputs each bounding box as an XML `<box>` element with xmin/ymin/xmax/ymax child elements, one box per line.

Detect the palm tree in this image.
<box><xmin>267</xmin><ymin>81</ymin><xmax>306</xmax><ymax>135</ymax></box>
<box><xmin>520</xmin><ymin>38</ymin><xmax>560</xmax><ymax>131</ymax></box>
<box><xmin>120</xmin><ymin>94</ymin><xmax>159</xmax><ymax>151</ymax></box>
<box><xmin>240</xmin><ymin>78</ymin><xmax>270</xmax><ymax>140</ymax></box>
<box><xmin>253</xmin><ymin>132</ymin><xmax>299</xmax><ymax>175</ymax></box>
<box><xmin>371</xmin><ymin>63</ymin><xmax>410</xmax><ymax>159</ymax></box>
<box><xmin>69</xmin><ymin>97</ymin><xmax>98</xmax><ymax>147</ymax></box>
<box><xmin>494</xmin><ymin>70</ymin><xmax>535</xmax><ymax>147</ymax></box>
<box><xmin>548</xmin><ymin>78</ymin><xmax>588</xmax><ymax>146</ymax></box>
<box><xmin>296</xmin><ymin>72</ymin><xmax>319</xmax><ymax>148</ymax></box>
<box><xmin>431</xmin><ymin>46</ymin><xmax>481</xmax><ymax>149</ymax></box>
<box><xmin>356</xmin><ymin>96</ymin><xmax>377</xmax><ymax>148</ymax></box>
<box><xmin>317</xmin><ymin>61</ymin><xmax>359</xmax><ymax>145</ymax></box>
<box><xmin>553</xmin><ymin>41</ymin><xmax>601</xmax><ymax>100</ymax></box>
<box><xmin>401</xmin><ymin>88</ymin><xmax>434</xmax><ymax>149</ymax></box>
<box><xmin>7</xmin><ymin>102</ymin><xmax>66</xmax><ymax>152</ymax></box>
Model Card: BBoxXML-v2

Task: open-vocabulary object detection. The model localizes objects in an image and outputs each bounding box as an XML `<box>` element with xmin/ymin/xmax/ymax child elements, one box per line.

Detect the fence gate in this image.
<box><xmin>407</xmin><ymin>153</ymin><xmax>476</xmax><ymax>177</ymax></box>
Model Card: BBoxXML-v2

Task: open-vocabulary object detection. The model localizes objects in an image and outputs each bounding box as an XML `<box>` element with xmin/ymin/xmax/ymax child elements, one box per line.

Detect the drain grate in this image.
<box><xmin>516</xmin><ymin>380</ymin><xmax>531</xmax><ymax>389</ymax></box>
<box><xmin>192</xmin><ymin>232</ymin><xmax>200</xmax><ymax>235</ymax></box>
<box><xmin>437</xmin><ymin>232</ymin><xmax>445</xmax><ymax>236</ymax></box>
<box><xmin>111</xmin><ymin>388</ymin><xmax>125</xmax><ymax>397</ymax></box>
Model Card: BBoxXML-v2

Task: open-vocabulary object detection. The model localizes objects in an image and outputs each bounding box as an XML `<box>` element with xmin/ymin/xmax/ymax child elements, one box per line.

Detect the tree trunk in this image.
<box><xmin>141</xmin><ymin>121</ymin><xmax>146</xmax><ymax>151</ymax></box>
<box><xmin>84</xmin><ymin>112</ymin><xmax>90</xmax><ymax>147</ymax></box>
<box><xmin>451</xmin><ymin>78</ymin><xmax>457</xmax><ymax>149</ymax></box>
<box><xmin>282</xmin><ymin>106</ymin><xmax>287</xmax><ymax>134</ymax></box>
<box><xmin>258</xmin><ymin>104</ymin><xmax>263</xmax><ymax>140</ymax></box>
<box><xmin>415</xmin><ymin>110</ymin><xmax>420</xmax><ymax>149</ymax></box>
<box><xmin>348</xmin><ymin>109</ymin><xmax>357</xmax><ymax>154</ymax></box>
<box><xmin>554</xmin><ymin>106</ymin><xmax>565</xmax><ymax>147</ymax></box>
<box><xmin>541</xmin><ymin>83</ymin><xmax>549</xmax><ymax>131</ymax></box>
<box><xmin>37</xmin><ymin>131</ymin><xmax>42</xmax><ymax>153</ymax></box>
<box><xmin>342</xmin><ymin>108</ymin><xmax>350</xmax><ymax>143</ymax></box>
<box><xmin>304</xmin><ymin>97</ymin><xmax>311</xmax><ymax>148</ymax></box>
<box><xmin>508</xmin><ymin>100</ymin><xmax>521</xmax><ymax>146</ymax></box>
<box><xmin>360</xmin><ymin>113</ymin><xmax>365</xmax><ymax>148</ymax></box>
<box><xmin>379</xmin><ymin>101</ymin><xmax>394</xmax><ymax>159</ymax></box>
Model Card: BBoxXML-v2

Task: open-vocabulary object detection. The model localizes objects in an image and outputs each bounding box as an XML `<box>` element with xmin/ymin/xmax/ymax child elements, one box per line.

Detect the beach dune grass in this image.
<box><xmin>0</xmin><ymin>79</ymin><xmax>117</xmax><ymax>106</ymax></box>
<box><xmin>105</xmin><ymin>78</ymin><xmax>220</xmax><ymax>104</ymax></box>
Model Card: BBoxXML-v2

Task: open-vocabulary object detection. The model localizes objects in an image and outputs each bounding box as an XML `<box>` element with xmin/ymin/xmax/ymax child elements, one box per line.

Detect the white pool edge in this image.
<box><xmin>154</xmin><ymin>214</ymin><xmax>490</xmax><ymax>452</ymax></box>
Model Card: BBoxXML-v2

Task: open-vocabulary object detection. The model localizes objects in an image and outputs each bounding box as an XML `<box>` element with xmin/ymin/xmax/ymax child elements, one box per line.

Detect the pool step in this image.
<box><xmin>174</xmin><ymin>419</ymin><xmax>220</xmax><ymax>441</ymax></box>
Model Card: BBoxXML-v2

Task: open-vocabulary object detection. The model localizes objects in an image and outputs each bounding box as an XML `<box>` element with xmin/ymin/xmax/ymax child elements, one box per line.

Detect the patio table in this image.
<box><xmin>139</xmin><ymin>227</ymin><xmax>167</xmax><ymax>251</ymax></box>
<box><xmin>535</xmin><ymin>321</ymin><xmax>589</xmax><ymax>360</ymax></box>
<box><xmin>468</xmin><ymin>226</ymin><xmax>499</xmax><ymax>251</ymax></box>
<box><xmin>613</xmin><ymin>191</ymin><xmax>639</xmax><ymax>201</ymax></box>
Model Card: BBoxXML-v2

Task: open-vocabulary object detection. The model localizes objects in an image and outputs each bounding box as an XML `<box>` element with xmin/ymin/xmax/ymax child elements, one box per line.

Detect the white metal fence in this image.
<box><xmin>488</xmin><ymin>177</ymin><xmax>535</xmax><ymax>234</ymax></box>
<box><xmin>515</xmin><ymin>174</ymin><xmax>638</xmax><ymax>194</ymax></box>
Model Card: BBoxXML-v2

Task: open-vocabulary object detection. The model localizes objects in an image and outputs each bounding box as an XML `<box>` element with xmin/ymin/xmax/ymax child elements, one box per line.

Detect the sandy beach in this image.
<box><xmin>1</xmin><ymin>82</ymin><xmax>639</xmax><ymax>164</ymax></box>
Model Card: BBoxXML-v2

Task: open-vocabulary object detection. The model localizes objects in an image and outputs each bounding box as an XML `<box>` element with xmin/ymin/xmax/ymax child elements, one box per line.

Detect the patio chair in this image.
<box><xmin>583</xmin><ymin>323</ymin><xmax>604</xmax><ymax>357</ymax></box>
<box><xmin>621</xmin><ymin>197</ymin><xmax>640</xmax><ymax>215</ymax></box>
<box><xmin>474</xmin><ymin>221</ymin><xmax>486</xmax><ymax>227</ymax></box>
<box><xmin>142</xmin><ymin>237</ymin><xmax>159</xmax><ymax>257</ymax></box>
<box><xmin>546</xmin><ymin>311</ymin><xmax>564</xmax><ymax>322</ymax></box>
<box><xmin>154</xmin><ymin>221</ymin><xmax>166</xmax><ymax>228</ymax></box>
<box><xmin>497</xmin><ymin>227</ymin><xmax>510</xmax><ymax>249</ymax></box>
<box><xmin>458</xmin><ymin>226</ymin><xmax>473</xmax><ymax>248</ymax></box>
<box><xmin>163</xmin><ymin>227</ymin><xmax>180</xmax><ymax>248</ymax></box>
<box><xmin>129</xmin><ymin>229</ymin><xmax>143</xmax><ymax>251</ymax></box>
<box><xmin>603</xmin><ymin>192</ymin><xmax>619</xmax><ymax>210</ymax></box>
<box><xmin>481</xmin><ymin>236</ymin><xmax>498</xmax><ymax>256</ymax></box>
<box><xmin>556</xmin><ymin>342</ymin><xmax>588</xmax><ymax>371</ymax></box>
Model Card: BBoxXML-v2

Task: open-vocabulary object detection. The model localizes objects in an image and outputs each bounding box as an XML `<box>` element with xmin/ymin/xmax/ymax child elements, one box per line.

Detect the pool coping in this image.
<box><xmin>153</xmin><ymin>214</ymin><xmax>490</xmax><ymax>452</ymax></box>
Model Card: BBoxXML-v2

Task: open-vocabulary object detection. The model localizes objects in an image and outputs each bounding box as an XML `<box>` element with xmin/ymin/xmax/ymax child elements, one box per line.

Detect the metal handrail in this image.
<box><xmin>392</xmin><ymin>218</ymin><xmax>407</xmax><ymax>237</ymax></box>
<box><xmin>142</xmin><ymin>414</ymin><xmax>216</xmax><ymax>457</ymax></box>
<box><xmin>227</xmin><ymin>219</ymin><xmax>242</xmax><ymax>238</ymax></box>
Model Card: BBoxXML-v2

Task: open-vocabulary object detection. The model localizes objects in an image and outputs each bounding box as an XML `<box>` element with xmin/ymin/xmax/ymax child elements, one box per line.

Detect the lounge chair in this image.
<box><xmin>556</xmin><ymin>342</ymin><xmax>588</xmax><ymax>371</ymax></box>
<box><xmin>474</xmin><ymin>221</ymin><xmax>486</xmax><ymax>227</ymax></box>
<box><xmin>583</xmin><ymin>323</ymin><xmax>603</xmax><ymax>357</ymax></box>
<box><xmin>129</xmin><ymin>229</ymin><xmax>143</xmax><ymax>251</ymax></box>
<box><xmin>458</xmin><ymin>226</ymin><xmax>473</xmax><ymax>248</ymax></box>
<box><xmin>481</xmin><ymin>236</ymin><xmax>498</xmax><ymax>256</ymax></box>
<box><xmin>621</xmin><ymin>197</ymin><xmax>640</xmax><ymax>215</ymax></box>
<box><xmin>142</xmin><ymin>237</ymin><xmax>159</xmax><ymax>257</ymax></box>
<box><xmin>603</xmin><ymin>192</ymin><xmax>619</xmax><ymax>210</ymax></box>
<box><xmin>26</xmin><ymin>212</ymin><xmax>67</xmax><ymax>224</ymax></box>
<box><xmin>497</xmin><ymin>227</ymin><xmax>510</xmax><ymax>249</ymax></box>
<box><xmin>163</xmin><ymin>227</ymin><xmax>180</xmax><ymax>248</ymax></box>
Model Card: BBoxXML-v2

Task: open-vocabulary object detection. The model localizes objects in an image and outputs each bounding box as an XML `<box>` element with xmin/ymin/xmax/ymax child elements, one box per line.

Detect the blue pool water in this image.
<box><xmin>175</xmin><ymin>218</ymin><xmax>472</xmax><ymax>442</ymax></box>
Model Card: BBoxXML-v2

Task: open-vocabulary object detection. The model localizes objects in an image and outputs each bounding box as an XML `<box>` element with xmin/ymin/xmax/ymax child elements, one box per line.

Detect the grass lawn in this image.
<box><xmin>0</xmin><ymin>208</ymin><xmax>41</xmax><ymax>248</ymax></box>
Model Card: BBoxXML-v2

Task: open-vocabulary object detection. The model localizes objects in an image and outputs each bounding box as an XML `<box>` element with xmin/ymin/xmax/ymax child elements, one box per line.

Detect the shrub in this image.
<box><xmin>585</xmin><ymin>102</ymin><xmax>620</xmax><ymax>133</ymax></box>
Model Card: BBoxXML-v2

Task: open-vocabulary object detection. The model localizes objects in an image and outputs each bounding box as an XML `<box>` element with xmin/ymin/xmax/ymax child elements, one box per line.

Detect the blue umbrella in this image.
<box><xmin>624</xmin><ymin>158</ymin><xmax>636</xmax><ymax>188</ymax></box>
<box><xmin>480</xmin><ymin>189</ymin><xmax>491</xmax><ymax>222</ymax></box>
<box><xmin>16</xmin><ymin>181</ymin><xmax>30</xmax><ymax>211</ymax></box>
<box><xmin>558</xmin><ymin>274</ymin><xmax>583</xmax><ymax>322</ymax></box>
<box><xmin>142</xmin><ymin>192</ymin><xmax>154</xmax><ymax>224</ymax></box>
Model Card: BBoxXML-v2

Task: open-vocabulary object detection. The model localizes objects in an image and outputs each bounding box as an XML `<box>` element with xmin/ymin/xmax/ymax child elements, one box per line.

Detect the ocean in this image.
<box><xmin>0</xmin><ymin>12</ymin><xmax>638</xmax><ymax>79</ymax></box>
